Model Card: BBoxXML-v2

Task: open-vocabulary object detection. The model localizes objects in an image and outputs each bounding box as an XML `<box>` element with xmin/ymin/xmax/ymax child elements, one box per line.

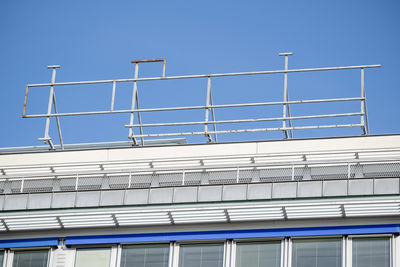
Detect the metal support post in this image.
<box><xmin>162</xmin><ymin>59</ymin><xmax>166</xmax><ymax>78</ymax></box>
<box><xmin>45</xmin><ymin>66</ymin><xmax>57</xmax><ymax>139</ymax></box>
<box><xmin>135</xmin><ymin>89</ymin><xmax>144</xmax><ymax>145</ymax></box>
<box><xmin>279</xmin><ymin>52</ymin><xmax>293</xmax><ymax>139</ymax></box>
<box><xmin>20</xmin><ymin>178</ymin><xmax>24</xmax><ymax>193</ymax></box>
<box><xmin>38</xmin><ymin>65</ymin><xmax>62</xmax><ymax>150</ymax></box>
<box><xmin>128</xmin><ymin>59</ymin><xmax>166</xmax><ymax>145</ymax></box>
<box><xmin>347</xmin><ymin>162</ymin><xmax>351</xmax><ymax>179</ymax></box>
<box><xmin>360</xmin><ymin>68</ymin><xmax>369</xmax><ymax>135</ymax></box>
<box><xmin>129</xmin><ymin>63</ymin><xmax>140</xmax><ymax>145</ymax></box>
<box><xmin>110</xmin><ymin>81</ymin><xmax>116</xmax><ymax>111</ymax></box>
<box><xmin>128</xmin><ymin>172</ymin><xmax>132</xmax><ymax>188</ymax></box>
<box><xmin>52</xmin><ymin>91</ymin><xmax>64</xmax><ymax>150</ymax></box>
<box><xmin>75</xmin><ymin>174</ymin><xmax>79</xmax><ymax>191</ymax></box>
<box><xmin>204</xmin><ymin>77</ymin><xmax>213</xmax><ymax>142</ymax></box>
<box><xmin>209</xmin><ymin>87</ymin><xmax>218</xmax><ymax>142</ymax></box>
<box><xmin>291</xmin><ymin>165</ymin><xmax>295</xmax><ymax>181</ymax></box>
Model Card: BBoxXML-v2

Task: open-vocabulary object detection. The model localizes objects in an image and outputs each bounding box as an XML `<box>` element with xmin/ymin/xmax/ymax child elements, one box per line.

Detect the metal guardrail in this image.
<box><xmin>1</xmin><ymin>159</ymin><xmax>399</xmax><ymax>194</ymax></box>
<box><xmin>23</xmin><ymin>53</ymin><xmax>381</xmax><ymax>149</ymax></box>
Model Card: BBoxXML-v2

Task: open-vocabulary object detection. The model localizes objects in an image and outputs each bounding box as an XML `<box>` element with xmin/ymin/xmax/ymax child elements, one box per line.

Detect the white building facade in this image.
<box><xmin>0</xmin><ymin>134</ymin><xmax>399</xmax><ymax>267</ymax></box>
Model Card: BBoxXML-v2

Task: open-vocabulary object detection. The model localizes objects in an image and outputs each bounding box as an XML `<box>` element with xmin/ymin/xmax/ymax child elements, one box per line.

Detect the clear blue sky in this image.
<box><xmin>0</xmin><ymin>0</ymin><xmax>399</xmax><ymax>147</ymax></box>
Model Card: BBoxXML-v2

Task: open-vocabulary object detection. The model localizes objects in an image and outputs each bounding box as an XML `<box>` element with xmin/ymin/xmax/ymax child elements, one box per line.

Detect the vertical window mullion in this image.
<box><xmin>341</xmin><ymin>236</ymin><xmax>346</xmax><ymax>267</ymax></box>
<box><xmin>174</xmin><ymin>244</ymin><xmax>180</xmax><ymax>267</ymax></box>
<box><xmin>280</xmin><ymin>239</ymin><xmax>285</xmax><ymax>267</ymax></box>
<box><xmin>347</xmin><ymin>237</ymin><xmax>352</xmax><ymax>267</ymax></box>
<box><xmin>170</xmin><ymin>242</ymin><xmax>179</xmax><ymax>267</ymax></box>
<box><xmin>110</xmin><ymin>245</ymin><xmax>118</xmax><ymax>267</ymax></box>
<box><xmin>287</xmin><ymin>238</ymin><xmax>292</xmax><ymax>267</ymax></box>
<box><xmin>393</xmin><ymin>235</ymin><xmax>399</xmax><ymax>267</ymax></box>
<box><xmin>168</xmin><ymin>242</ymin><xmax>174</xmax><ymax>267</ymax></box>
<box><xmin>115</xmin><ymin>245</ymin><xmax>122</xmax><ymax>267</ymax></box>
<box><xmin>390</xmin><ymin>236</ymin><xmax>393</xmax><ymax>267</ymax></box>
<box><xmin>222</xmin><ymin>240</ymin><xmax>230</xmax><ymax>267</ymax></box>
<box><xmin>230</xmin><ymin>241</ymin><xmax>236</xmax><ymax>267</ymax></box>
<box><xmin>6</xmin><ymin>250</ymin><xmax>14</xmax><ymax>267</ymax></box>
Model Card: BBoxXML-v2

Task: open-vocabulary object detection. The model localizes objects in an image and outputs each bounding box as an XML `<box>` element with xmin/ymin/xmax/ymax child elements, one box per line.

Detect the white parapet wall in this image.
<box><xmin>1</xmin><ymin>134</ymin><xmax>400</xmax><ymax>167</ymax></box>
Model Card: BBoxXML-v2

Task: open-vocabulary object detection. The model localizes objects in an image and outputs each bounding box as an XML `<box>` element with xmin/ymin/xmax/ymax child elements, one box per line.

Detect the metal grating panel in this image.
<box><xmin>1</xmin><ymin>149</ymin><xmax>400</xmax><ymax>194</ymax></box>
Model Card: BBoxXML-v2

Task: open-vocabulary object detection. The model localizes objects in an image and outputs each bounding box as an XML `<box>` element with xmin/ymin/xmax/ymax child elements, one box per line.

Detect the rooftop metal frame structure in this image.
<box><xmin>22</xmin><ymin>53</ymin><xmax>381</xmax><ymax>150</ymax></box>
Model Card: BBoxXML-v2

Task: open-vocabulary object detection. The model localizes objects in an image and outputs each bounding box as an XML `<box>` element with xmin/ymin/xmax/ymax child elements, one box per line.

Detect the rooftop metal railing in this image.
<box><xmin>23</xmin><ymin>53</ymin><xmax>381</xmax><ymax>150</ymax></box>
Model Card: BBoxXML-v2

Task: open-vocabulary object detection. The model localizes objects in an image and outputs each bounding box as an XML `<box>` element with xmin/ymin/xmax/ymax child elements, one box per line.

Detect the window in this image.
<box><xmin>352</xmin><ymin>237</ymin><xmax>390</xmax><ymax>267</ymax></box>
<box><xmin>0</xmin><ymin>251</ymin><xmax>4</xmax><ymax>267</ymax></box>
<box><xmin>178</xmin><ymin>244</ymin><xmax>224</xmax><ymax>267</ymax></box>
<box><xmin>120</xmin><ymin>244</ymin><xmax>169</xmax><ymax>267</ymax></box>
<box><xmin>12</xmin><ymin>250</ymin><xmax>49</xmax><ymax>267</ymax></box>
<box><xmin>292</xmin><ymin>239</ymin><xmax>341</xmax><ymax>267</ymax></box>
<box><xmin>75</xmin><ymin>248</ymin><xmax>111</xmax><ymax>267</ymax></box>
<box><xmin>236</xmin><ymin>241</ymin><xmax>281</xmax><ymax>267</ymax></box>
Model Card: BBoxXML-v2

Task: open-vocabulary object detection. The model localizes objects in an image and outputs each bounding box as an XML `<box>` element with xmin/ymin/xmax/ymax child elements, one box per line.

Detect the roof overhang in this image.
<box><xmin>0</xmin><ymin>196</ymin><xmax>399</xmax><ymax>232</ymax></box>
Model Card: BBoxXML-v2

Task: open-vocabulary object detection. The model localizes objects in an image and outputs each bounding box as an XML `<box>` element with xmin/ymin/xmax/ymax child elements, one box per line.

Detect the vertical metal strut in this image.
<box><xmin>204</xmin><ymin>77</ymin><xmax>215</xmax><ymax>142</ymax></box>
<box><xmin>209</xmin><ymin>89</ymin><xmax>218</xmax><ymax>142</ymax></box>
<box><xmin>279</xmin><ymin>52</ymin><xmax>293</xmax><ymax>139</ymax></box>
<box><xmin>110</xmin><ymin>81</ymin><xmax>116</xmax><ymax>111</ymax></box>
<box><xmin>129</xmin><ymin>59</ymin><xmax>167</xmax><ymax>145</ymax></box>
<box><xmin>38</xmin><ymin>65</ymin><xmax>63</xmax><ymax>150</ymax></box>
<box><xmin>360</xmin><ymin>68</ymin><xmax>369</xmax><ymax>135</ymax></box>
<box><xmin>52</xmin><ymin>87</ymin><xmax>64</xmax><ymax>150</ymax></box>
<box><xmin>129</xmin><ymin>62</ymin><xmax>140</xmax><ymax>145</ymax></box>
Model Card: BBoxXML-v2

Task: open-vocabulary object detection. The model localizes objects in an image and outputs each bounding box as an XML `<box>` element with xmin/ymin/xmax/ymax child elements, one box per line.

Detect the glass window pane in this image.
<box><xmin>292</xmin><ymin>239</ymin><xmax>341</xmax><ymax>267</ymax></box>
<box><xmin>236</xmin><ymin>241</ymin><xmax>281</xmax><ymax>267</ymax></box>
<box><xmin>178</xmin><ymin>244</ymin><xmax>223</xmax><ymax>267</ymax></box>
<box><xmin>352</xmin><ymin>237</ymin><xmax>390</xmax><ymax>267</ymax></box>
<box><xmin>13</xmin><ymin>250</ymin><xmax>48</xmax><ymax>267</ymax></box>
<box><xmin>120</xmin><ymin>244</ymin><xmax>169</xmax><ymax>267</ymax></box>
<box><xmin>75</xmin><ymin>248</ymin><xmax>111</xmax><ymax>267</ymax></box>
<box><xmin>0</xmin><ymin>251</ymin><xmax>4</xmax><ymax>266</ymax></box>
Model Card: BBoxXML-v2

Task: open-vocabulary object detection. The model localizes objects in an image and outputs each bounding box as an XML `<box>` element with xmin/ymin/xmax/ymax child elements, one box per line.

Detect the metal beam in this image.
<box><xmin>131</xmin><ymin>124</ymin><xmax>364</xmax><ymax>138</ymax></box>
<box><xmin>26</xmin><ymin>64</ymin><xmax>381</xmax><ymax>88</ymax></box>
<box><xmin>126</xmin><ymin>112</ymin><xmax>363</xmax><ymax>128</ymax></box>
<box><xmin>24</xmin><ymin>97</ymin><xmax>365</xmax><ymax>118</ymax></box>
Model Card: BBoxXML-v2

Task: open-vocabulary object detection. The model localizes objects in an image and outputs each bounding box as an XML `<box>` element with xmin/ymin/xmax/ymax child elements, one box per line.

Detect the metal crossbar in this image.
<box><xmin>22</xmin><ymin>53</ymin><xmax>381</xmax><ymax>149</ymax></box>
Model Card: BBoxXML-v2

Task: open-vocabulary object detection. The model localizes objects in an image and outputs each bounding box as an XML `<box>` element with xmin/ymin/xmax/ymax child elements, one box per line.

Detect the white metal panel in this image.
<box><xmin>0</xmin><ymin>149</ymin><xmax>109</xmax><ymax>167</ymax></box>
<box><xmin>257</xmin><ymin>135</ymin><xmax>400</xmax><ymax>155</ymax></box>
<box><xmin>1</xmin><ymin>135</ymin><xmax>400</xmax><ymax>169</ymax></box>
<box><xmin>107</xmin><ymin>142</ymin><xmax>258</xmax><ymax>162</ymax></box>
